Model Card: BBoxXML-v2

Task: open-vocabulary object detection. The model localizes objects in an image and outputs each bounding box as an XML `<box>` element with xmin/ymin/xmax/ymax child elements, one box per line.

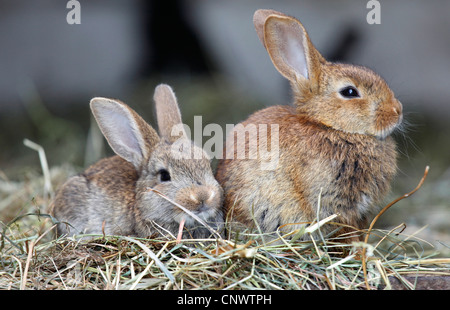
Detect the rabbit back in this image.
<box><xmin>52</xmin><ymin>156</ymin><xmax>138</xmax><ymax>236</ymax></box>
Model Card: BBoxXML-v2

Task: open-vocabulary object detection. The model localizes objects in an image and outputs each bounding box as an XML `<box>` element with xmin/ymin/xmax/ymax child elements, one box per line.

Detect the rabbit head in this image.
<box><xmin>90</xmin><ymin>84</ymin><xmax>223</xmax><ymax>238</ymax></box>
<box><xmin>253</xmin><ymin>9</ymin><xmax>403</xmax><ymax>139</ymax></box>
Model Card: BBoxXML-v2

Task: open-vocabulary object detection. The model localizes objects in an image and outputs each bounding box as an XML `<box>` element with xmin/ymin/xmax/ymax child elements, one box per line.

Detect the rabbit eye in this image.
<box><xmin>339</xmin><ymin>86</ymin><xmax>360</xmax><ymax>98</ymax></box>
<box><xmin>158</xmin><ymin>169</ymin><xmax>171</xmax><ymax>182</ymax></box>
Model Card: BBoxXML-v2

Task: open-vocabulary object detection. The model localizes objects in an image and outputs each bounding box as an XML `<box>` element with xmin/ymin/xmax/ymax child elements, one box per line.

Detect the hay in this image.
<box><xmin>2</xmin><ymin>207</ymin><xmax>450</xmax><ymax>290</ymax></box>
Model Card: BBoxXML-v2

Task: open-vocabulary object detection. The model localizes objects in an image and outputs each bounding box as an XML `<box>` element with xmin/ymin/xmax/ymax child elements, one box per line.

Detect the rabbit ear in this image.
<box><xmin>254</xmin><ymin>9</ymin><xmax>324</xmax><ymax>84</ymax></box>
<box><xmin>154</xmin><ymin>84</ymin><xmax>188</xmax><ymax>143</ymax></box>
<box><xmin>253</xmin><ymin>9</ymin><xmax>289</xmax><ymax>48</ymax></box>
<box><xmin>90</xmin><ymin>98</ymin><xmax>160</xmax><ymax>169</ymax></box>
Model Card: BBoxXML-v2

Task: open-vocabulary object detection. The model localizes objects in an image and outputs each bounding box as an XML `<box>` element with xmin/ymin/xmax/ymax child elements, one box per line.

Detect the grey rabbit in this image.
<box><xmin>50</xmin><ymin>84</ymin><xmax>224</xmax><ymax>239</ymax></box>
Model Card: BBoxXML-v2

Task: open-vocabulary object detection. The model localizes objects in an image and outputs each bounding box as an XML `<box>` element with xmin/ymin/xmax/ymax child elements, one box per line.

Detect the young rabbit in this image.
<box><xmin>216</xmin><ymin>10</ymin><xmax>403</xmax><ymax>241</ymax></box>
<box><xmin>51</xmin><ymin>84</ymin><xmax>224</xmax><ymax>239</ymax></box>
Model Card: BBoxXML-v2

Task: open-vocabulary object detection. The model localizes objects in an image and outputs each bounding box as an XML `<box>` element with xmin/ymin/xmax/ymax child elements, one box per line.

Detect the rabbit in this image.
<box><xmin>50</xmin><ymin>84</ymin><xmax>224</xmax><ymax>239</ymax></box>
<box><xmin>215</xmin><ymin>9</ymin><xmax>403</xmax><ymax>242</ymax></box>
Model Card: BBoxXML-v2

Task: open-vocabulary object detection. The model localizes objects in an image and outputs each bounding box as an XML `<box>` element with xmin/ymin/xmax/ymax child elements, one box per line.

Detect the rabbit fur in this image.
<box><xmin>216</xmin><ymin>10</ymin><xmax>403</xmax><ymax>241</ymax></box>
<box><xmin>51</xmin><ymin>84</ymin><xmax>224</xmax><ymax>239</ymax></box>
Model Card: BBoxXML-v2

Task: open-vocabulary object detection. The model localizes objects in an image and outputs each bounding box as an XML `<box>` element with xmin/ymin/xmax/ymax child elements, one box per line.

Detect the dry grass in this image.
<box><xmin>1</xmin><ymin>142</ymin><xmax>449</xmax><ymax>290</ymax></box>
<box><xmin>1</xmin><ymin>212</ymin><xmax>450</xmax><ymax>290</ymax></box>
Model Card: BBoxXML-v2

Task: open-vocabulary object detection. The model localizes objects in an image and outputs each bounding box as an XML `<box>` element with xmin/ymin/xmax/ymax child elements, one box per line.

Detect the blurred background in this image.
<box><xmin>0</xmin><ymin>0</ymin><xmax>449</xmax><ymax>254</ymax></box>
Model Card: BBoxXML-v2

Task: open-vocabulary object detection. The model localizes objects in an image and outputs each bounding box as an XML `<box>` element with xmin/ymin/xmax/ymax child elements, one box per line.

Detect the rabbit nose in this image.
<box><xmin>189</xmin><ymin>187</ymin><xmax>216</xmax><ymax>207</ymax></box>
<box><xmin>393</xmin><ymin>100</ymin><xmax>402</xmax><ymax>116</ymax></box>
<box><xmin>196</xmin><ymin>203</ymin><xmax>209</xmax><ymax>213</ymax></box>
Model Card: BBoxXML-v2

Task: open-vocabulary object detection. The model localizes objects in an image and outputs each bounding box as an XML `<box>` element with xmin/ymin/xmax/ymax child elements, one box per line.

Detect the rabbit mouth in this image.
<box><xmin>179</xmin><ymin>207</ymin><xmax>217</xmax><ymax>227</ymax></box>
<box><xmin>374</xmin><ymin>100</ymin><xmax>403</xmax><ymax>139</ymax></box>
<box><xmin>375</xmin><ymin>114</ymin><xmax>403</xmax><ymax>140</ymax></box>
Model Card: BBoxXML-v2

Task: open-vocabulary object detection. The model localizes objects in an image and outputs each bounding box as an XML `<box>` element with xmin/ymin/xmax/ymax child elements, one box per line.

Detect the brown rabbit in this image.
<box><xmin>51</xmin><ymin>84</ymin><xmax>224</xmax><ymax>239</ymax></box>
<box><xmin>216</xmin><ymin>10</ymin><xmax>403</xmax><ymax>241</ymax></box>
